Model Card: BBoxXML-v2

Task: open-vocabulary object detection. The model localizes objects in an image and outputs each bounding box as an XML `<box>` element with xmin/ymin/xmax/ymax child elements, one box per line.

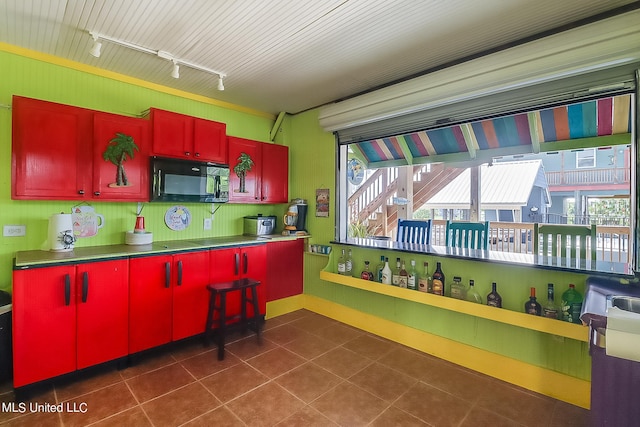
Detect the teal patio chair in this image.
<box><xmin>396</xmin><ymin>219</ymin><xmax>431</xmax><ymax>245</ymax></box>
<box><xmin>445</xmin><ymin>220</ymin><xmax>490</xmax><ymax>250</ymax></box>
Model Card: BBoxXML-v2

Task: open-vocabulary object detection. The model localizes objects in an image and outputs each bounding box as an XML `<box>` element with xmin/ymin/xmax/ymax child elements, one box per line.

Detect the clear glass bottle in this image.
<box><xmin>524</xmin><ymin>287</ymin><xmax>542</xmax><ymax>316</ymax></box>
<box><xmin>345</xmin><ymin>249</ymin><xmax>353</xmax><ymax>277</ymax></box>
<box><xmin>392</xmin><ymin>257</ymin><xmax>401</xmax><ymax>286</ymax></box>
<box><xmin>337</xmin><ymin>249</ymin><xmax>346</xmax><ymax>275</ymax></box>
<box><xmin>376</xmin><ymin>255</ymin><xmax>386</xmax><ymax>283</ymax></box>
<box><xmin>561</xmin><ymin>284</ymin><xmax>583</xmax><ymax>324</ymax></box>
<box><xmin>466</xmin><ymin>280</ymin><xmax>483</xmax><ymax>304</ymax></box>
<box><xmin>486</xmin><ymin>282</ymin><xmax>502</xmax><ymax>308</ymax></box>
<box><xmin>542</xmin><ymin>283</ymin><xmax>559</xmax><ymax>319</ymax></box>
<box><xmin>407</xmin><ymin>260</ymin><xmax>418</xmax><ymax>290</ymax></box>
<box><xmin>361</xmin><ymin>261</ymin><xmax>374</xmax><ymax>281</ymax></box>
<box><xmin>418</xmin><ymin>262</ymin><xmax>430</xmax><ymax>292</ymax></box>
<box><xmin>398</xmin><ymin>260</ymin><xmax>408</xmax><ymax>288</ymax></box>
<box><xmin>381</xmin><ymin>257</ymin><xmax>392</xmax><ymax>285</ymax></box>
<box><xmin>450</xmin><ymin>276</ymin><xmax>466</xmax><ymax>300</ymax></box>
<box><xmin>431</xmin><ymin>262</ymin><xmax>445</xmax><ymax>296</ymax></box>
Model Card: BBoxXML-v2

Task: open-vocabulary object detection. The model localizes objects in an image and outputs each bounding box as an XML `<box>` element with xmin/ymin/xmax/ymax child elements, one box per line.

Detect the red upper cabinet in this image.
<box><xmin>12</xmin><ymin>96</ymin><xmax>150</xmax><ymax>201</ymax></box>
<box><xmin>12</xmin><ymin>96</ymin><xmax>93</xmax><ymax>200</ymax></box>
<box><xmin>228</xmin><ymin>137</ymin><xmax>288</xmax><ymax>203</ymax></box>
<box><xmin>93</xmin><ymin>112</ymin><xmax>150</xmax><ymax>200</ymax></box>
<box><xmin>149</xmin><ymin>108</ymin><xmax>226</xmax><ymax>163</ymax></box>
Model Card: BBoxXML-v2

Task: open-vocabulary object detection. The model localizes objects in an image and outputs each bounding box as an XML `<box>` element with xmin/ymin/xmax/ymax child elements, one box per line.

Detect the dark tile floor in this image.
<box><xmin>0</xmin><ymin>309</ymin><xmax>590</xmax><ymax>426</ymax></box>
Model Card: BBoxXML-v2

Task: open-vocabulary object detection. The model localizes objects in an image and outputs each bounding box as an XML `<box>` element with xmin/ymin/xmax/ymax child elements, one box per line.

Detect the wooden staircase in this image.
<box><xmin>348</xmin><ymin>164</ymin><xmax>465</xmax><ymax>236</ymax></box>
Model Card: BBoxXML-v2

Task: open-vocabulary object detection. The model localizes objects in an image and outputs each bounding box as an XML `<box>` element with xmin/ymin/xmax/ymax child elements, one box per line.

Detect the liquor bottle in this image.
<box><xmin>381</xmin><ymin>257</ymin><xmax>392</xmax><ymax>285</ymax></box>
<box><xmin>524</xmin><ymin>287</ymin><xmax>542</xmax><ymax>316</ymax></box>
<box><xmin>398</xmin><ymin>260</ymin><xmax>409</xmax><ymax>288</ymax></box>
<box><xmin>345</xmin><ymin>249</ymin><xmax>353</xmax><ymax>277</ymax></box>
<box><xmin>392</xmin><ymin>257</ymin><xmax>401</xmax><ymax>286</ymax></box>
<box><xmin>337</xmin><ymin>249</ymin><xmax>346</xmax><ymax>275</ymax></box>
<box><xmin>561</xmin><ymin>284</ymin><xmax>583</xmax><ymax>324</ymax></box>
<box><xmin>418</xmin><ymin>262</ymin><xmax>430</xmax><ymax>292</ymax></box>
<box><xmin>450</xmin><ymin>276</ymin><xmax>466</xmax><ymax>300</ymax></box>
<box><xmin>542</xmin><ymin>283</ymin><xmax>559</xmax><ymax>319</ymax></box>
<box><xmin>466</xmin><ymin>280</ymin><xmax>483</xmax><ymax>304</ymax></box>
<box><xmin>360</xmin><ymin>261</ymin><xmax>374</xmax><ymax>281</ymax></box>
<box><xmin>431</xmin><ymin>262</ymin><xmax>445</xmax><ymax>296</ymax></box>
<box><xmin>486</xmin><ymin>282</ymin><xmax>502</xmax><ymax>308</ymax></box>
<box><xmin>407</xmin><ymin>260</ymin><xmax>418</xmax><ymax>290</ymax></box>
<box><xmin>376</xmin><ymin>255</ymin><xmax>386</xmax><ymax>283</ymax></box>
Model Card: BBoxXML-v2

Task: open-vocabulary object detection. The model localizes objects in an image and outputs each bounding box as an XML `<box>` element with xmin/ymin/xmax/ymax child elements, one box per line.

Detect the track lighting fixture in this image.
<box><xmin>171</xmin><ymin>61</ymin><xmax>180</xmax><ymax>79</ymax></box>
<box><xmin>89</xmin><ymin>34</ymin><xmax>102</xmax><ymax>58</ymax></box>
<box><xmin>87</xmin><ymin>30</ymin><xmax>226</xmax><ymax>90</ymax></box>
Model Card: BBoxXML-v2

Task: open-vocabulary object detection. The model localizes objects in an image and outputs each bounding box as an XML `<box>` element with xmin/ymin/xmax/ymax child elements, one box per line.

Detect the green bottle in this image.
<box><xmin>560</xmin><ymin>284</ymin><xmax>583</xmax><ymax>324</ymax></box>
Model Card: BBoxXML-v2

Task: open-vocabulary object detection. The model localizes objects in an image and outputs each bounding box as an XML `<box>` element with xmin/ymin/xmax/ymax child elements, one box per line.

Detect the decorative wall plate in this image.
<box><xmin>164</xmin><ymin>205</ymin><xmax>191</xmax><ymax>231</ymax></box>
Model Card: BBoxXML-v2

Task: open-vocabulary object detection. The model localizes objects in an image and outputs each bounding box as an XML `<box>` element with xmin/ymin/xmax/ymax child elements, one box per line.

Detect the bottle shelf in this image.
<box><xmin>319</xmin><ymin>271</ymin><xmax>588</xmax><ymax>342</ymax></box>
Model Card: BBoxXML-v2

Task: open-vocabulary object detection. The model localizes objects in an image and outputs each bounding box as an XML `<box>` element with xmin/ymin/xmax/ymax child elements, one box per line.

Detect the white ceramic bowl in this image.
<box><xmin>125</xmin><ymin>231</ymin><xmax>153</xmax><ymax>245</ymax></box>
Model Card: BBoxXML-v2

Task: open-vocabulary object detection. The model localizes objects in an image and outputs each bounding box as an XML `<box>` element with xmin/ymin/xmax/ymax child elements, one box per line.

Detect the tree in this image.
<box><xmin>233</xmin><ymin>152</ymin><xmax>254</xmax><ymax>193</ymax></box>
<box><xmin>103</xmin><ymin>132</ymin><xmax>139</xmax><ymax>187</ymax></box>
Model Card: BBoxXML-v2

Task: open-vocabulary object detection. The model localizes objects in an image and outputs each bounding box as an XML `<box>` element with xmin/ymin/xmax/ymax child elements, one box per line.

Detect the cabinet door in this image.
<box><xmin>129</xmin><ymin>255</ymin><xmax>173</xmax><ymax>353</ymax></box>
<box><xmin>209</xmin><ymin>248</ymin><xmax>243</xmax><ymax>323</ymax></box>
<box><xmin>93</xmin><ymin>112</ymin><xmax>150</xmax><ymax>201</ymax></box>
<box><xmin>241</xmin><ymin>245</ymin><xmax>267</xmax><ymax>316</ymax></box>
<box><xmin>150</xmin><ymin>108</ymin><xmax>194</xmax><ymax>159</ymax></box>
<box><xmin>172</xmin><ymin>251</ymin><xmax>211</xmax><ymax>341</ymax></box>
<box><xmin>12</xmin><ymin>266</ymin><xmax>77</xmax><ymax>387</ymax></box>
<box><xmin>76</xmin><ymin>259</ymin><xmax>129</xmax><ymax>369</ymax></box>
<box><xmin>261</xmin><ymin>143</ymin><xmax>289</xmax><ymax>203</ymax></box>
<box><xmin>193</xmin><ymin>118</ymin><xmax>227</xmax><ymax>163</ymax></box>
<box><xmin>228</xmin><ymin>137</ymin><xmax>262</xmax><ymax>203</ymax></box>
<box><xmin>266</xmin><ymin>239</ymin><xmax>303</xmax><ymax>301</ymax></box>
<box><xmin>12</xmin><ymin>96</ymin><xmax>92</xmax><ymax>200</ymax></box>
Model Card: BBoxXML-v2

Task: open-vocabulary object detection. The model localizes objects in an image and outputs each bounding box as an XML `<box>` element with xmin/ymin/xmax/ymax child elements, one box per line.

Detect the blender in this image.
<box><xmin>283</xmin><ymin>199</ymin><xmax>308</xmax><ymax>235</ymax></box>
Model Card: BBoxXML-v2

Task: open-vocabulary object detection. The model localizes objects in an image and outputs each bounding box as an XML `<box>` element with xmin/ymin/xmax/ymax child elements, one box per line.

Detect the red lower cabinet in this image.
<box><xmin>12</xmin><ymin>259</ymin><xmax>128</xmax><ymax>387</ymax></box>
<box><xmin>210</xmin><ymin>245</ymin><xmax>267</xmax><ymax>321</ymax></box>
<box><xmin>266</xmin><ymin>239</ymin><xmax>304</xmax><ymax>301</ymax></box>
<box><xmin>129</xmin><ymin>251</ymin><xmax>210</xmax><ymax>353</ymax></box>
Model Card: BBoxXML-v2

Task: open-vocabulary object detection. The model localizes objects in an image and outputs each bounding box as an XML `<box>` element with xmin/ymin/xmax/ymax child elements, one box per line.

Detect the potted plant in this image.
<box><xmin>103</xmin><ymin>132</ymin><xmax>139</xmax><ymax>187</ymax></box>
<box><xmin>233</xmin><ymin>152</ymin><xmax>254</xmax><ymax>193</ymax></box>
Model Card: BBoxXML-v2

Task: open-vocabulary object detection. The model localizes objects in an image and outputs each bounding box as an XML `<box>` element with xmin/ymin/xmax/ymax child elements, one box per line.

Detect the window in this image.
<box><xmin>576</xmin><ymin>148</ymin><xmax>596</xmax><ymax>168</ymax></box>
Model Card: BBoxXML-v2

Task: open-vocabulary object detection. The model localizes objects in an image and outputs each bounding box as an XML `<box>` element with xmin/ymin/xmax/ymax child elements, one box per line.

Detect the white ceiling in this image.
<box><xmin>1</xmin><ymin>0</ymin><xmax>637</xmax><ymax>115</ymax></box>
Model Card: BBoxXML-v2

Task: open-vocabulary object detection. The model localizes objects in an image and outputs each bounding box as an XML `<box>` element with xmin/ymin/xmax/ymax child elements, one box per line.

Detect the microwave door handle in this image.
<box><xmin>156</xmin><ymin>169</ymin><xmax>162</xmax><ymax>198</ymax></box>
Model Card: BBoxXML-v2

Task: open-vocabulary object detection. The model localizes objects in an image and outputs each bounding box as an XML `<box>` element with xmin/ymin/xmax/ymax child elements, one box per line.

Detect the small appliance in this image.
<box><xmin>284</xmin><ymin>199</ymin><xmax>308</xmax><ymax>234</ymax></box>
<box><xmin>244</xmin><ymin>215</ymin><xmax>276</xmax><ymax>236</ymax></box>
<box><xmin>150</xmin><ymin>156</ymin><xmax>229</xmax><ymax>203</ymax></box>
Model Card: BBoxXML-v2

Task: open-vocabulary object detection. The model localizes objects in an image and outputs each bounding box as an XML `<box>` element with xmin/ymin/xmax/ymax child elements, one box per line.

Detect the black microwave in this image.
<box><xmin>150</xmin><ymin>156</ymin><xmax>229</xmax><ymax>203</ymax></box>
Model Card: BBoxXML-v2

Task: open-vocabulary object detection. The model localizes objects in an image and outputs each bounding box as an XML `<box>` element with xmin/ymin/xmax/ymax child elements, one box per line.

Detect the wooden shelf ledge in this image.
<box><xmin>319</xmin><ymin>271</ymin><xmax>588</xmax><ymax>342</ymax></box>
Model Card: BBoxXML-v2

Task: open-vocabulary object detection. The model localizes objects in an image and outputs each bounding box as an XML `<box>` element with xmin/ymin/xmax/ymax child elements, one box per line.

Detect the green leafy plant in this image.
<box><xmin>348</xmin><ymin>220</ymin><xmax>381</xmax><ymax>238</ymax></box>
<box><xmin>103</xmin><ymin>132</ymin><xmax>139</xmax><ymax>187</ymax></box>
<box><xmin>233</xmin><ymin>152</ymin><xmax>254</xmax><ymax>192</ymax></box>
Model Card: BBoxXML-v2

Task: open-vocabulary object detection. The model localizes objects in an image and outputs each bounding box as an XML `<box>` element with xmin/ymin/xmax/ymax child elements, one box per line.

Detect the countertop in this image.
<box><xmin>14</xmin><ymin>234</ymin><xmax>308</xmax><ymax>269</ymax></box>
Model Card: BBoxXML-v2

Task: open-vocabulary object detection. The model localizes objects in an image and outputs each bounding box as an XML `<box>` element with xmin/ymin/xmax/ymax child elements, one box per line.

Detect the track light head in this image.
<box><xmin>171</xmin><ymin>61</ymin><xmax>180</xmax><ymax>79</ymax></box>
<box><xmin>217</xmin><ymin>75</ymin><xmax>225</xmax><ymax>91</ymax></box>
<box><xmin>89</xmin><ymin>34</ymin><xmax>102</xmax><ymax>58</ymax></box>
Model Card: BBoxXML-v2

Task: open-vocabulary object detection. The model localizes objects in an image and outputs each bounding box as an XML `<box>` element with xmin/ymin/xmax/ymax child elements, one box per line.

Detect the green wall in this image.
<box><xmin>0</xmin><ymin>48</ymin><xmax>289</xmax><ymax>292</ymax></box>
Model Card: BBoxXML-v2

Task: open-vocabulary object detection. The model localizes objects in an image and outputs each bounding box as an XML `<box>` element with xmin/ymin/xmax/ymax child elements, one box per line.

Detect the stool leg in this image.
<box><xmin>204</xmin><ymin>290</ymin><xmax>216</xmax><ymax>347</ymax></box>
<box><xmin>251</xmin><ymin>285</ymin><xmax>262</xmax><ymax>345</ymax></box>
<box><xmin>217</xmin><ymin>292</ymin><xmax>227</xmax><ymax>361</ymax></box>
<box><xmin>241</xmin><ymin>287</ymin><xmax>248</xmax><ymax>335</ymax></box>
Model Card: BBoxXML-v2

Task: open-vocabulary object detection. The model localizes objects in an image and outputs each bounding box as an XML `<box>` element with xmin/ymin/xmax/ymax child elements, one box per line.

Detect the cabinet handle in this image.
<box><xmin>177</xmin><ymin>260</ymin><xmax>183</xmax><ymax>286</ymax></box>
<box><xmin>165</xmin><ymin>262</ymin><xmax>171</xmax><ymax>288</ymax></box>
<box><xmin>185</xmin><ymin>151</ymin><xmax>191</xmax><ymax>156</ymax></box>
<box><xmin>94</xmin><ymin>191</ymin><xmax>100</xmax><ymax>196</ymax></box>
<box><xmin>195</xmin><ymin>152</ymin><xmax>200</xmax><ymax>157</ymax></box>
<box><xmin>82</xmin><ymin>271</ymin><xmax>89</xmax><ymax>303</ymax></box>
<box><xmin>243</xmin><ymin>252</ymin><xmax>248</xmax><ymax>274</ymax></box>
<box><xmin>64</xmin><ymin>274</ymin><xmax>71</xmax><ymax>306</ymax></box>
<box><xmin>234</xmin><ymin>253</ymin><xmax>240</xmax><ymax>276</ymax></box>
<box><xmin>78</xmin><ymin>190</ymin><xmax>85</xmax><ymax>195</ymax></box>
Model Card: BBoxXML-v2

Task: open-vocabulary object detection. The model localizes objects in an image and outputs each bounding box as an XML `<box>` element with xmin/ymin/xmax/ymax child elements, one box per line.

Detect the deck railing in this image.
<box><xmin>428</xmin><ymin>220</ymin><xmax>631</xmax><ymax>263</ymax></box>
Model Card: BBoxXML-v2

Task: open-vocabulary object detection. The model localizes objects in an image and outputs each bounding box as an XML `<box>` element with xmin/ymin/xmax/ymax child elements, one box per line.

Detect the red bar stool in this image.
<box><xmin>204</xmin><ymin>278</ymin><xmax>262</xmax><ymax>360</ymax></box>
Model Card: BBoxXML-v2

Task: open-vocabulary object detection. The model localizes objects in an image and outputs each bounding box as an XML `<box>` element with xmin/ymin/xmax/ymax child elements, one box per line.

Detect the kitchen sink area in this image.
<box><xmin>581</xmin><ymin>277</ymin><xmax>640</xmax><ymax>427</ymax></box>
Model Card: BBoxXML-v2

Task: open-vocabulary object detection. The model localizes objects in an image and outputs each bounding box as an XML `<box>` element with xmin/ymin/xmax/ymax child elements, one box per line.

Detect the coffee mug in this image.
<box><xmin>72</xmin><ymin>206</ymin><xmax>105</xmax><ymax>237</ymax></box>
